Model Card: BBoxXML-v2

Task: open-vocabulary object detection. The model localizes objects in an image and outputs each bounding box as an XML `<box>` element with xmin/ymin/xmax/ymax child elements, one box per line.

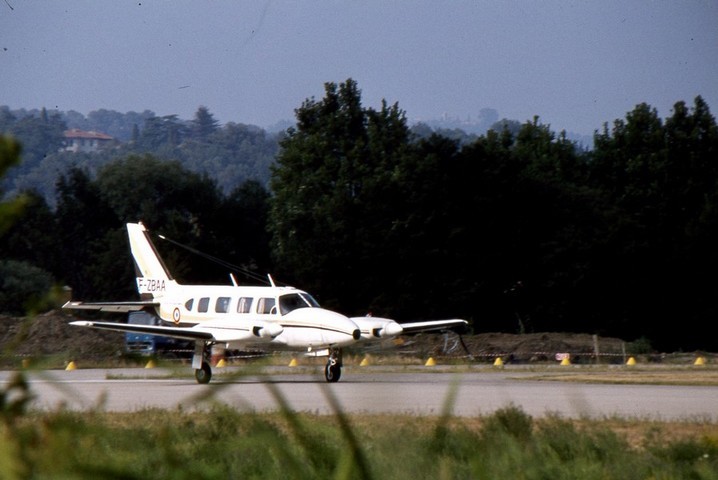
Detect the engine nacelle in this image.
<box><xmin>350</xmin><ymin>317</ymin><xmax>404</xmax><ymax>339</ymax></box>
<box><xmin>253</xmin><ymin>322</ymin><xmax>284</xmax><ymax>339</ymax></box>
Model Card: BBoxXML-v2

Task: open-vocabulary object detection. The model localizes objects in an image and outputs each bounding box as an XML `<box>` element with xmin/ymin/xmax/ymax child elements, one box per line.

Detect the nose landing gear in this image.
<box><xmin>324</xmin><ymin>347</ymin><xmax>342</xmax><ymax>382</ymax></box>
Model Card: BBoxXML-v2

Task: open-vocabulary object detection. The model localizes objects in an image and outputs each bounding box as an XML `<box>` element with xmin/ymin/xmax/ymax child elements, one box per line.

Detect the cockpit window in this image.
<box><xmin>279</xmin><ymin>292</ymin><xmax>320</xmax><ymax>315</ymax></box>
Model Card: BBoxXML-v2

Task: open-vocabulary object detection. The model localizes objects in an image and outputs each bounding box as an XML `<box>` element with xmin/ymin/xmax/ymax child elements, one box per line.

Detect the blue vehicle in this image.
<box><xmin>124</xmin><ymin>311</ymin><xmax>191</xmax><ymax>356</ymax></box>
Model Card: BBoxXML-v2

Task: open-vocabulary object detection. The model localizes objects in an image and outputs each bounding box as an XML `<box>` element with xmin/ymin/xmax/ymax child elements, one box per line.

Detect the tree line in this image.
<box><xmin>0</xmin><ymin>105</ymin><xmax>279</xmax><ymax>205</ymax></box>
<box><xmin>2</xmin><ymin>79</ymin><xmax>717</xmax><ymax>352</ymax></box>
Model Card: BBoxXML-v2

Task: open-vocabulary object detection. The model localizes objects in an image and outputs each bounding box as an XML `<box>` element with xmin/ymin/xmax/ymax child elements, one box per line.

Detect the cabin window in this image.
<box><xmin>279</xmin><ymin>293</ymin><xmax>319</xmax><ymax>315</ymax></box>
<box><xmin>237</xmin><ymin>297</ymin><xmax>253</xmax><ymax>314</ymax></box>
<box><xmin>198</xmin><ymin>297</ymin><xmax>210</xmax><ymax>313</ymax></box>
<box><xmin>215</xmin><ymin>297</ymin><xmax>231</xmax><ymax>313</ymax></box>
<box><xmin>257</xmin><ymin>297</ymin><xmax>276</xmax><ymax>315</ymax></box>
<box><xmin>185</xmin><ymin>299</ymin><xmax>194</xmax><ymax>311</ymax></box>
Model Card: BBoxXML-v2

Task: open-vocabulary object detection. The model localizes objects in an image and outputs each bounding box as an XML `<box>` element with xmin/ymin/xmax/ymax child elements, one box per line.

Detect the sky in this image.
<box><xmin>1</xmin><ymin>1</ymin><xmax>717</xmax><ymax>136</ymax></box>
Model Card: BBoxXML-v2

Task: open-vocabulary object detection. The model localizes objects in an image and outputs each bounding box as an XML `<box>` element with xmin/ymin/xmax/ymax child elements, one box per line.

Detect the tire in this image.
<box><xmin>325</xmin><ymin>362</ymin><xmax>341</xmax><ymax>383</ymax></box>
<box><xmin>195</xmin><ymin>361</ymin><xmax>212</xmax><ymax>384</ymax></box>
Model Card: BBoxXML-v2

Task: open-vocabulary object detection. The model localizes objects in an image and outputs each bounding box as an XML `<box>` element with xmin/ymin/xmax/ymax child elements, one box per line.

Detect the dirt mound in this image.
<box><xmin>468</xmin><ymin>332</ymin><xmax>627</xmax><ymax>361</ymax></box>
<box><xmin>0</xmin><ymin>311</ymin><xmax>124</xmax><ymax>362</ymax></box>
<box><xmin>392</xmin><ymin>331</ymin><xmax>629</xmax><ymax>363</ymax></box>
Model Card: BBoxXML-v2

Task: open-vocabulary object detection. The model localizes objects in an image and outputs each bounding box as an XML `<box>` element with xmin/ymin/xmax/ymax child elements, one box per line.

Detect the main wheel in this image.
<box><xmin>195</xmin><ymin>361</ymin><xmax>212</xmax><ymax>384</ymax></box>
<box><xmin>325</xmin><ymin>360</ymin><xmax>341</xmax><ymax>383</ymax></box>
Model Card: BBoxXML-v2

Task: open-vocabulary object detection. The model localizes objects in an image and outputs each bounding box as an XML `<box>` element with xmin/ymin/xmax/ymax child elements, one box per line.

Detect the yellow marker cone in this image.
<box><xmin>288</xmin><ymin>358</ymin><xmax>298</xmax><ymax>367</ymax></box>
<box><xmin>65</xmin><ymin>361</ymin><xmax>77</xmax><ymax>371</ymax></box>
<box><xmin>425</xmin><ymin>357</ymin><xmax>436</xmax><ymax>366</ymax></box>
<box><xmin>360</xmin><ymin>356</ymin><xmax>370</xmax><ymax>366</ymax></box>
<box><xmin>493</xmin><ymin>357</ymin><xmax>504</xmax><ymax>367</ymax></box>
<box><xmin>145</xmin><ymin>359</ymin><xmax>156</xmax><ymax>369</ymax></box>
<box><xmin>626</xmin><ymin>357</ymin><xmax>636</xmax><ymax>366</ymax></box>
<box><xmin>694</xmin><ymin>356</ymin><xmax>706</xmax><ymax>366</ymax></box>
<box><xmin>21</xmin><ymin>358</ymin><xmax>30</xmax><ymax>368</ymax></box>
<box><xmin>216</xmin><ymin>358</ymin><xmax>227</xmax><ymax>368</ymax></box>
<box><xmin>560</xmin><ymin>357</ymin><xmax>571</xmax><ymax>366</ymax></box>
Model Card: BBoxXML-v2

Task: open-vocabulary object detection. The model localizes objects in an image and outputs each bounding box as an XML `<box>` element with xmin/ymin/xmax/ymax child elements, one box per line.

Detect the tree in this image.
<box><xmin>191</xmin><ymin>106</ymin><xmax>220</xmax><ymax>141</ymax></box>
<box><xmin>215</xmin><ymin>180</ymin><xmax>272</xmax><ymax>282</ymax></box>
<box><xmin>1</xmin><ymin>190</ymin><xmax>59</xmax><ymax>275</ymax></box>
<box><xmin>4</xmin><ymin>111</ymin><xmax>66</xmax><ymax>182</ymax></box>
<box><xmin>0</xmin><ymin>260</ymin><xmax>54</xmax><ymax>315</ymax></box>
<box><xmin>0</xmin><ymin>136</ymin><xmax>27</xmax><ymax>234</ymax></box>
<box><xmin>95</xmin><ymin>155</ymin><xmax>228</xmax><ymax>284</ymax></box>
<box><xmin>135</xmin><ymin>114</ymin><xmax>187</xmax><ymax>151</ymax></box>
<box><xmin>587</xmin><ymin>98</ymin><xmax>718</xmax><ymax>349</ymax></box>
<box><xmin>269</xmin><ymin>79</ymin><xmax>413</xmax><ymax>313</ymax></box>
<box><xmin>55</xmin><ymin>168</ymin><xmax>120</xmax><ymax>300</ymax></box>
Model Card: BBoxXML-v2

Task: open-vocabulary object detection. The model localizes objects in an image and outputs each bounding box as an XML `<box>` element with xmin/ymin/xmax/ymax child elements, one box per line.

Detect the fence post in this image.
<box><xmin>593</xmin><ymin>334</ymin><xmax>600</xmax><ymax>364</ymax></box>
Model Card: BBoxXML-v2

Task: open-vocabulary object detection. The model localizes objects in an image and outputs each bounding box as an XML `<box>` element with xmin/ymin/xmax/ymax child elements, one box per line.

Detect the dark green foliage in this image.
<box><xmin>0</xmin><ymin>260</ymin><xmax>54</xmax><ymax>315</ymax></box>
<box><xmin>190</xmin><ymin>106</ymin><xmax>220</xmax><ymax>141</ymax></box>
<box><xmin>270</xmin><ymin>86</ymin><xmax>718</xmax><ymax>350</ymax></box>
<box><xmin>0</xmin><ymin>135</ymin><xmax>28</xmax><ymax>234</ymax></box>
<box><xmin>270</xmin><ymin>79</ymin><xmax>414</xmax><ymax>312</ymax></box>
<box><xmin>54</xmin><ymin>167</ymin><xmax>122</xmax><ymax>300</ymax></box>
<box><xmin>588</xmin><ymin>97</ymin><xmax>718</xmax><ymax>349</ymax></box>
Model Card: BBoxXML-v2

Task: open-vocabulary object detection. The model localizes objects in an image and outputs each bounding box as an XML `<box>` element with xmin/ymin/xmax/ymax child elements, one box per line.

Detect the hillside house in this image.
<box><xmin>63</xmin><ymin>128</ymin><xmax>116</xmax><ymax>153</ymax></box>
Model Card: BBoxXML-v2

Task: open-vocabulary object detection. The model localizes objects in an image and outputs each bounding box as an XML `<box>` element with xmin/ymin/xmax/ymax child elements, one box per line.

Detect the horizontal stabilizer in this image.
<box><xmin>70</xmin><ymin>321</ymin><xmax>214</xmax><ymax>341</ymax></box>
<box><xmin>62</xmin><ymin>300</ymin><xmax>159</xmax><ymax>313</ymax></box>
<box><xmin>69</xmin><ymin>320</ymin><xmax>266</xmax><ymax>344</ymax></box>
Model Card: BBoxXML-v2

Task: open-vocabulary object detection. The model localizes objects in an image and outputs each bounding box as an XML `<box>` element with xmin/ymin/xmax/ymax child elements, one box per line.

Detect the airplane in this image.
<box><xmin>63</xmin><ymin>222</ymin><xmax>468</xmax><ymax>384</ymax></box>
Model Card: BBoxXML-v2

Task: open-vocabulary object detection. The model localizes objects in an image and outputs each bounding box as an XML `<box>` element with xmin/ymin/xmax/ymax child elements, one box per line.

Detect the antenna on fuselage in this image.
<box><xmin>267</xmin><ymin>274</ymin><xmax>276</xmax><ymax>287</ymax></box>
<box><xmin>155</xmin><ymin>230</ymin><xmax>274</xmax><ymax>286</ymax></box>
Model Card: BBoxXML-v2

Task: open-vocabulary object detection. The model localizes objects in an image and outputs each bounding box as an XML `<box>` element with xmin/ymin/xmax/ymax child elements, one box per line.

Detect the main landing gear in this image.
<box><xmin>195</xmin><ymin>361</ymin><xmax>212</xmax><ymax>384</ymax></box>
<box><xmin>324</xmin><ymin>347</ymin><xmax>342</xmax><ymax>383</ymax></box>
<box><xmin>193</xmin><ymin>341</ymin><xmax>213</xmax><ymax>384</ymax></box>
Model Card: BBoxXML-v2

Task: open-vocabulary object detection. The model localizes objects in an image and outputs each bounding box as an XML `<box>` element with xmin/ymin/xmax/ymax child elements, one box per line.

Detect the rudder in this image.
<box><xmin>127</xmin><ymin>222</ymin><xmax>176</xmax><ymax>297</ymax></box>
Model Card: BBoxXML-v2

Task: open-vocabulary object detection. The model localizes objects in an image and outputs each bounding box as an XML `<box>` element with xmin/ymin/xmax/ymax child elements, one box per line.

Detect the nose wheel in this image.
<box><xmin>324</xmin><ymin>348</ymin><xmax>342</xmax><ymax>382</ymax></box>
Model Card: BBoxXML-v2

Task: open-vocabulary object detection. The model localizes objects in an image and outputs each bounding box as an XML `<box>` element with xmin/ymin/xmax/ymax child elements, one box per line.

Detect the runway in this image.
<box><xmin>3</xmin><ymin>367</ymin><xmax>717</xmax><ymax>420</ymax></box>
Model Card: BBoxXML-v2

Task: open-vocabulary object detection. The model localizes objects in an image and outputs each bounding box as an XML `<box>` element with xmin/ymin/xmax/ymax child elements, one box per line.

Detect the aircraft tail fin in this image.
<box><xmin>127</xmin><ymin>222</ymin><xmax>177</xmax><ymax>297</ymax></box>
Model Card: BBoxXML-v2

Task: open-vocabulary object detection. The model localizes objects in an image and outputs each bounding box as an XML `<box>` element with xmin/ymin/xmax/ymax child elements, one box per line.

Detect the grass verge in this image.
<box><xmin>2</xmin><ymin>370</ymin><xmax>718</xmax><ymax>479</ymax></box>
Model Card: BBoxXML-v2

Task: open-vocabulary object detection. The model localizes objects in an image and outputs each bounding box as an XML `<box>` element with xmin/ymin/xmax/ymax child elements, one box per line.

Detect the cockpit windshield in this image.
<box><xmin>279</xmin><ymin>292</ymin><xmax>320</xmax><ymax>315</ymax></box>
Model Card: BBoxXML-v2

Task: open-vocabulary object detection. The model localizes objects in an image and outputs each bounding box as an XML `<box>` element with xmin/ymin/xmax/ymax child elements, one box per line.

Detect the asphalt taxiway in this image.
<box><xmin>2</xmin><ymin>367</ymin><xmax>717</xmax><ymax>420</ymax></box>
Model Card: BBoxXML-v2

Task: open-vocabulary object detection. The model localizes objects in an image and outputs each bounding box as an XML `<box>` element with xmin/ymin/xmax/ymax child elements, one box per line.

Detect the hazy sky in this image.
<box><xmin>2</xmin><ymin>1</ymin><xmax>716</xmax><ymax>135</ymax></box>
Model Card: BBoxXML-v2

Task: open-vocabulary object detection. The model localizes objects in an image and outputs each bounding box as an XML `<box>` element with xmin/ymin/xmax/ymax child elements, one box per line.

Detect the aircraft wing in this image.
<box><xmin>63</xmin><ymin>300</ymin><xmax>159</xmax><ymax>313</ymax></box>
<box><xmin>350</xmin><ymin>316</ymin><xmax>468</xmax><ymax>340</ymax></box>
<box><xmin>397</xmin><ymin>319</ymin><xmax>469</xmax><ymax>334</ymax></box>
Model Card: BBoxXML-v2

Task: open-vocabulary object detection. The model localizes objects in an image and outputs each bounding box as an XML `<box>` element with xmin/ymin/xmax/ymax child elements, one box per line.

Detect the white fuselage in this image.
<box><xmin>152</xmin><ymin>283</ymin><xmax>361</xmax><ymax>350</ymax></box>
